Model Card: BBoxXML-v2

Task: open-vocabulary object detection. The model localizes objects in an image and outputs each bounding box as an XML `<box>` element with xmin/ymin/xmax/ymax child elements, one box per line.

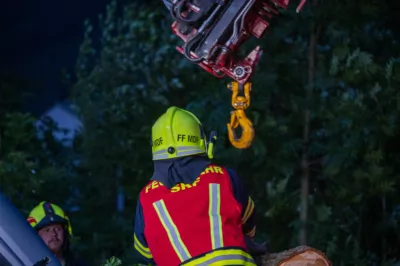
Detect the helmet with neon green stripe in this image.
<box><xmin>27</xmin><ymin>201</ymin><xmax>72</xmax><ymax>236</ymax></box>
<box><xmin>151</xmin><ymin>106</ymin><xmax>216</xmax><ymax>160</ymax></box>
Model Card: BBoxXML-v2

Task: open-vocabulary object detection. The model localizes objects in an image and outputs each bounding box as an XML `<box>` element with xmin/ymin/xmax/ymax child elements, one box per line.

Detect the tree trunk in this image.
<box><xmin>299</xmin><ymin>0</ymin><xmax>320</xmax><ymax>245</ymax></box>
<box><xmin>260</xmin><ymin>245</ymin><xmax>331</xmax><ymax>266</ymax></box>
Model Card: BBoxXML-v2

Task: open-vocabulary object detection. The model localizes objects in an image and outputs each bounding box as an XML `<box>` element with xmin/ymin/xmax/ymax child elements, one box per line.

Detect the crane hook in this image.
<box><xmin>226</xmin><ymin>81</ymin><xmax>255</xmax><ymax>149</ymax></box>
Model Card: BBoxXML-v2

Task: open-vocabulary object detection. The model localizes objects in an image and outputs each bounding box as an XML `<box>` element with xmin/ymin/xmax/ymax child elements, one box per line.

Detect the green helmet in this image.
<box><xmin>27</xmin><ymin>201</ymin><xmax>72</xmax><ymax>236</ymax></box>
<box><xmin>151</xmin><ymin>106</ymin><xmax>216</xmax><ymax>160</ymax></box>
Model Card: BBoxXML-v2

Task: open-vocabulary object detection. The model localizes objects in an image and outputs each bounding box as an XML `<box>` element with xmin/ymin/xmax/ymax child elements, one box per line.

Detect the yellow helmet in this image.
<box><xmin>27</xmin><ymin>201</ymin><xmax>72</xmax><ymax>236</ymax></box>
<box><xmin>151</xmin><ymin>106</ymin><xmax>216</xmax><ymax>160</ymax></box>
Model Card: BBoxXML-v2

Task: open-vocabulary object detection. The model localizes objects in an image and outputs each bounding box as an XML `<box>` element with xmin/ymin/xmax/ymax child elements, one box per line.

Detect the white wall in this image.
<box><xmin>35</xmin><ymin>102</ymin><xmax>83</xmax><ymax>147</ymax></box>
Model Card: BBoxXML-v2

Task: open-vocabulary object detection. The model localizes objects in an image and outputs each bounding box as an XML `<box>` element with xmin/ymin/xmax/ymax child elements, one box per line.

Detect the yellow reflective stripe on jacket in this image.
<box><xmin>133</xmin><ymin>234</ymin><xmax>152</xmax><ymax>259</ymax></box>
<box><xmin>153</xmin><ymin>200</ymin><xmax>191</xmax><ymax>262</ymax></box>
<box><xmin>209</xmin><ymin>183</ymin><xmax>223</xmax><ymax>249</ymax></box>
<box><xmin>246</xmin><ymin>226</ymin><xmax>256</xmax><ymax>238</ymax></box>
<box><xmin>182</xmin><ymin>248</ymin><xmax>256</xmax><ymax>266</ymax></box>
<box><xmin>242</xmin><ymin>197</ymin><xmax>254</xmax><ymax>224</ymax></box>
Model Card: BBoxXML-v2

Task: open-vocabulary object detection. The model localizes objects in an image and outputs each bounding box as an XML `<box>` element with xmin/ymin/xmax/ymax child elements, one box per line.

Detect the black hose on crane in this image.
<box><xmin>169</xmin><ymin>0</ymin><xmax>208</xmax><ymax>25</ymax></box>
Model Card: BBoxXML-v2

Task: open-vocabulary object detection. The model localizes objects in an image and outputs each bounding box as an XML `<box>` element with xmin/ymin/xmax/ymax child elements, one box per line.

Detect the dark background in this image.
<box><xmin>0</xmin><ymin>0</ymin><xmax>111</xmax><ymax>116</ymax></box>
<box><xmin>1</xmin><ymin>0</ymin><xmax>400</xmax><ymax>117</ymax></box>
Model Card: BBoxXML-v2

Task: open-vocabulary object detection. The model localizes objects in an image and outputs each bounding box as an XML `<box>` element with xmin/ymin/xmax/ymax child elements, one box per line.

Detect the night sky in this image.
<box><xmin>1</xmin><ymin>0</ymin><xmax>399</xmax><ymax>116</ymax></box>
<box><xmin>0</xmin><ymin>0</ymin><xmax>111</xmax><ymax>116</ymax></box>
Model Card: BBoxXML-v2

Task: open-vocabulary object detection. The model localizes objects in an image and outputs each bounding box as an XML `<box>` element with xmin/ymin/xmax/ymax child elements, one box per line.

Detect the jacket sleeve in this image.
<box><xmin>133</xmin><ymin>198</ymin><xmax>155</xmax><ymax>265</ymax></box>
<box><xmin>227</xmin><ymin>168</ymin><xmax>257</xmax><ymax>238</ymax></box>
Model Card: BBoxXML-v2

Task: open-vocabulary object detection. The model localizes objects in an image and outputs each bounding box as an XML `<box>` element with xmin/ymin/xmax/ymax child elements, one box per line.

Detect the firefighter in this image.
<box><xmin>134</xmin><ymin>106</ymin><xmax>259</xmax><ymax>266</ymax></box>
<box><xmin>27</xmin><ymin>201</ymin><xmax>89</xmax><ymax>266</ymax></box>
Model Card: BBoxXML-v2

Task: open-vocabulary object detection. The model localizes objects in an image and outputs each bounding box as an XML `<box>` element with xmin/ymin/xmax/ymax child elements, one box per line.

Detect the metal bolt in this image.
<box><xmin>168</xmin><ymin>147</ymin><xmax>175</xmax><ymax>154</ymax></box>
<box><xmin>234</xmin><ymin>66</ymin><xmax>245</xmax><ymax>78</ymax></box>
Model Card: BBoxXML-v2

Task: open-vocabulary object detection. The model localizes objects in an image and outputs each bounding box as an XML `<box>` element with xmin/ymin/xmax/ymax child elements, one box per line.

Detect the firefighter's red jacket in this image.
<box><xmin>134</xmin><ymin>164</ymin><xmax>256</xmax><ymax>266</ymax></box>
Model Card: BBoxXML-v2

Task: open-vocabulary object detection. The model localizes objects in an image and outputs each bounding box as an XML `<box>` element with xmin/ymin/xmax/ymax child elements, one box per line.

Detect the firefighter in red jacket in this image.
<box><xmin>134</xmin><ymin>106</ymin><xmax>258</xmax><ymax>266</ymax></box>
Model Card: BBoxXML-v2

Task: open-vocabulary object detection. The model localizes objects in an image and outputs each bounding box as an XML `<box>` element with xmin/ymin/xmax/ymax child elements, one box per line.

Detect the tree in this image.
<box><xmin>0</xmin><ymin>74</ymin><xmax>77</xmax><ymax>234</ymax></box>
<box><xmin>253</xmin><ymin>0</ymin><xmax>400</xmax><ymax>263</ymax></box>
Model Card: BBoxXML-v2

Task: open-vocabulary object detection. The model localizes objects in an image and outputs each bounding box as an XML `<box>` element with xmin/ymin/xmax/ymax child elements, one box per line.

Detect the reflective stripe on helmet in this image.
<box><xmin>152</xmin><ymin>146</ymin><xmax>205</xmax><ymax>160</ymax></box>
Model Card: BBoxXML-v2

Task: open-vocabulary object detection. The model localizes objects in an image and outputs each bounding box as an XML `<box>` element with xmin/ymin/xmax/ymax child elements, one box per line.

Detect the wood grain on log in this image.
<box><xmin>260</xmin><ymin>245</ymin><xmax>332</xmax><ymax>266</ymax></box>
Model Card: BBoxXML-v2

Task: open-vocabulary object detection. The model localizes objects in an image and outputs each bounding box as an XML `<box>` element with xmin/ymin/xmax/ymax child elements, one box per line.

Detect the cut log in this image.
<box><xmin>260</xmin><ymin>245</ymin><xmax>332</xmax><ymax>266</ymax></box>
